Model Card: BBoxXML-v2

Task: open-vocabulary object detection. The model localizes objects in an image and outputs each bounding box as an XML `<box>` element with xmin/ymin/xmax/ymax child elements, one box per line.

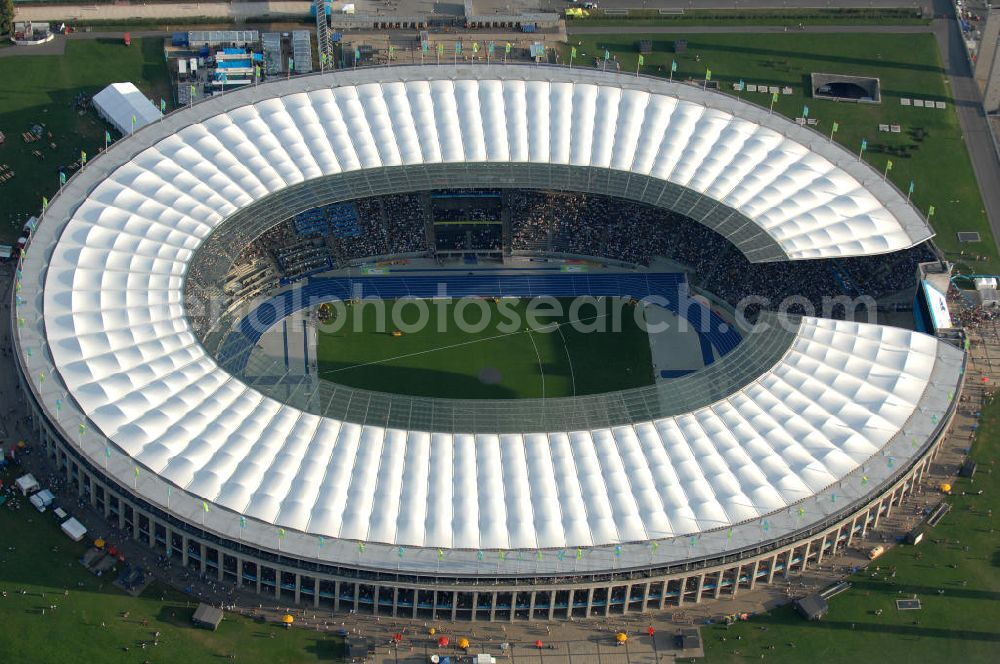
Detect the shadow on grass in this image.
<box><xmin>644</xmin><ymin>37</ymin><xmax>945</xmax><ymax>75</ymax></box>
<box><xmin>814</xmin><ymin>620</ymin><xmax>1000</xmax><ymax>642</ymax></box>
<box><xmin>317</xmin><ymin>360</ymin><xmax>523</xmax><ymax>399</ymax></box>
<box><xmin>849</xmin><ymin>579</ymin><xmax>1000</xmax><ymax>601</ymax></box>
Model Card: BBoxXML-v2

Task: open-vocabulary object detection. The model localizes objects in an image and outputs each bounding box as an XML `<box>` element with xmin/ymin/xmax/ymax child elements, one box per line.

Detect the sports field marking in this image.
<box><xmin>524</xmin><ymin>329</ymin><xmax>546</xmax><ymax>398</ymax></box>
<box><xmin>317</xmin><ymin>310</ymin><xmax>614</xmax><ymax>378</ymax></box>
<box><xmin>555</xmin><ymin>325</ymin><xmax>577</xmax><ymax>397</ymax></box>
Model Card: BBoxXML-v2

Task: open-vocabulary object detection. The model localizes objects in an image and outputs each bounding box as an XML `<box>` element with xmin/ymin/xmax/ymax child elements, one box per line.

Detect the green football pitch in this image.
<box><xmin>315</xmin><ymin>297</ymin><xmax>654</xmax><ymax>399</ymax></box>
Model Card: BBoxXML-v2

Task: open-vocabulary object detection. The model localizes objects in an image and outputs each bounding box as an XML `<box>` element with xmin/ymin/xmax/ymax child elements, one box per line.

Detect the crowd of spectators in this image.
<box><xmin>218</xmin><ymin>189</ymin><xmax>933</xmax><ymax>324</ymax></box>
<box><xmin>339</xmin><ymin>194</ymin><xmax>425</xmax><ymax>259</ymax></box>
<box><xmin>508</xmin><ymin>191</ymin><xmax>933</xmax><ymax>320</ymax></box>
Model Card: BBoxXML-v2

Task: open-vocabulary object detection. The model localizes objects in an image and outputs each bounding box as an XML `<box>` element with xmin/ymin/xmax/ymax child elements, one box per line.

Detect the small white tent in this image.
<box><xmin>92</xmin><ymin>82</ymin><xmax>162</xmax><ymax>137</ymax></box>
<box><xmin>15</xmin><ymin>473</ymin><xmax>39</xmax><ymax>495</ymax></box>
<box><xmin>60</xmin><ymin>517</ymin><xmax>87</xmax><ymax>542</ymax></box>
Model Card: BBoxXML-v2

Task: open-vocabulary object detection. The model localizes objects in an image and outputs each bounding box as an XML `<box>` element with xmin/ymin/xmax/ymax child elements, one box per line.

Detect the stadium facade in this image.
<box><xmin>13</xmin><ymin>65</ymin><xmax>964</xmax><ymax>620</ymax></box>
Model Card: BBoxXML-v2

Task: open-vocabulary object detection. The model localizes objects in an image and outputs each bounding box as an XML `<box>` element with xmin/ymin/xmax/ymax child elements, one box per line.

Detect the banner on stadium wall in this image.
<box><xmin>561</xmin><ymin>265</ymin><xmax>586</xmax><ymax>273</ymax></box>
<box><xmin>361</xmin><ymin>266</ymin><xmax>389</xmax><ymax>275</ymax></box>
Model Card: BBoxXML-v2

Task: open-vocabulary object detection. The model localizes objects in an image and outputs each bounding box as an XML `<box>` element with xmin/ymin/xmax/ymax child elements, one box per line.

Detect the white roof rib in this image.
<box><xmin>15</xmin><ymin>67</ymin><xmax>961</xmax><ymax>574</ymax></box>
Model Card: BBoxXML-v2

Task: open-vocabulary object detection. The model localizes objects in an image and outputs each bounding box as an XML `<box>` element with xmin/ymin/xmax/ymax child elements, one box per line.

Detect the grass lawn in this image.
<box><xmin>700</xmin><ymin>395</ymin><xmax>1000</xmax><ymax>663</ymax></box>
<box><xmin>315</xmin><ymin>297</ymin><xmax>654</xmax><ymax>399</ymax></box>
<box><xmin>568</xmin><ymin>8</ymin><xmax>928</xmax><ymax>28</ymax></box>
<box><xmin>564</xmin><ymin>33</ymin><xmax>995</xmax><ymax>270</ymax></box>
<box><xmin>0</xmin><ymin>467</ymin><xmax>344</xmax><ymax>663</ymax></box>
<box><xmin>0</xmin><ymin>37</ymin><xmax>172</xmax><ymax>243</ymax></box>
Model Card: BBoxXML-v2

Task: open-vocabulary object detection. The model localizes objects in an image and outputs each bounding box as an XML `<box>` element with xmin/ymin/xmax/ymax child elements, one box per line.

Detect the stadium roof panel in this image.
<box><xmin>15</xmin><ymin>65</ymin><xmax>959</xmax><ymax>574</ymax></box>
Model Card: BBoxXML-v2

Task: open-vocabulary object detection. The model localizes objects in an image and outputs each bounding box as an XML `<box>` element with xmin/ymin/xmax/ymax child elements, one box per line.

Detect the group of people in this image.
<box><xmin>217</xmin><ymin>188</ymin><xmax>936</xmax><ymax>326</ymax></box>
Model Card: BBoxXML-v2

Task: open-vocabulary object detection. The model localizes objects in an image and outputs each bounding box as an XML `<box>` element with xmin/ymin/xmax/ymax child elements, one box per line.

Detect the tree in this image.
<box><xmin>0</xmin><ymin>0</ymin><xmax>14</xmax><ymax>39</ymax></box>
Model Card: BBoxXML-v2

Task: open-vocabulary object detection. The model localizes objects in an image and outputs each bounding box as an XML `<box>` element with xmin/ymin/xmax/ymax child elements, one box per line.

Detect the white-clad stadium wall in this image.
<box><xmin>13</xmin><ymin>65</ymin><xmax>960</xmax><ymax>579</ymax></box>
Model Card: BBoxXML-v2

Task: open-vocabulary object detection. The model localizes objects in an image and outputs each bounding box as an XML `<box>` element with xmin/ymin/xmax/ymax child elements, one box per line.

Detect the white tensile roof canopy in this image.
<box><xmin>92</xmin><ymin>82</ymin><xmax>162</xmax><ymax>137</ymax></box>
<box><xmin>15</xmin><ymin>66</ymin><xmax>959</xmax><ymax>573</ymax></box>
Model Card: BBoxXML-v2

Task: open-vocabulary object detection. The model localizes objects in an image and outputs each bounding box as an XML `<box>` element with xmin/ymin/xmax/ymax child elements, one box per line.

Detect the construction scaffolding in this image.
<box><xmin>291</xmin><ymin>31</ymin><xmax>314</xmax><ymax>73</ymax></box>
<box><xmin>315</xmin><ymin>0</ymin><xmax>335</xmax><ymax>71</ymax></box>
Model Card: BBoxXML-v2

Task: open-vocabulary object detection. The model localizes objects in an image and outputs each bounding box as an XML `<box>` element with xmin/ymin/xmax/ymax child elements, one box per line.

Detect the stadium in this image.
<box><xmin>12</xmin><ymin>65</ymin><xmax>965</xmax><ymax>621</ymax></box>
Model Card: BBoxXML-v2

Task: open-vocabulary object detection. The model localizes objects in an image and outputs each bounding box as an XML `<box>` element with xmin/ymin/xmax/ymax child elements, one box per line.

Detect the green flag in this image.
<box><xmin>455</xmin><ymin>42</ymin><xmax>462</xmax><ymax>54</ymax></box>
<box><xmin>671</xmin><ymin>60</ymin><xmax>677</xmax><ymax>73</ymax></box>
<box><xmin>388</xmin><ymin>45</ymin><xmax>395</xmax><ymax>59</ymax></box>
<box><xmin>160</xmin><ymin>99</ymin><xmax>166</xmax><ymax>113</ymax></box>
<box><xmin>505</xmin><ymin>42</ymin><xmax>511</xmax><ymax>54</ymax></box>
<box><xmin>928</xmin><ymin>205</ymin><xmax>935</xmax><ymax>217</ymax></box>
<box><xmin>437</xmin><ymin>548</ymin><xmax>444</xmax><ymax>561</ymax></box>
<box><xmin>638</xmin><ymin>54</ymin><xmax>644</xmax><ymax>67</ymax></box>
<box><xmin>398</xmin><ymin>546</ymin><xmax>405</xmax><ymax>558</ymax></box>
<box><xmin>575</xmin><ymin>548</ymin><xmax>583</xmax><ymax>560</ymax></box>
<box><xmin>190</xmin><ymin>84</ymin><xmax>196</xmax><ymax>98</ymax></box>
<box><xmin>886</xmin><ymin>160</ymin><xmax>893</xmax><ymax>171</ymax></box>
<box><xmin>472</xmin><ymin>42</ymin><xmax>479</xmax><ymax>54</ymax></box>
<box><xmin>80</xmin><ymin>150</ymin><xmax>87</xmax><ymax>165</ymax></box>
<box><xmin>705</xmin><ymin>68</ymin><xmax>712</xmax><ymax>81</ymax></box>
<box><xmin>570</xmin><ymin>46</ymin><xmax>577</xmax><ymax>59</ymax></box>
<box><xmin>202</xmin><ymin>501</ymin><xmax>209</xmax><ymax>513</ymax></box>
<box><xmin>240</xmin><ymin>516</ymin><xmax>246</xmax><ymax>528</ymax></box>
<box><xmin>278</xmin><ymin>528</ymin><xmax>286</xmax><ymax>539</ymax></box>
<box><xmin>105</xmin><ymin>130</ymin><xmax>111</xmax><ymax>144</ymax></box>
<box><xmin>42</xmin><ymin>196</ymin><xmax>48</xmax><ymax>210</ymax></box>
<box><xmin>772</xmin><ymin>92</ymin><xmax>778</xmax><ymax>103</ymax></box>
<box><xmin>603</xmin><ymin>49</ymin><xmax>610</xmax><ymax>61</ymax></box>
<box><xmin>832</xmin><ymin>121</ymin><xmax>839</xmax><ymax>133</ymax></box>
<box><xmin>437</xmin><ymin>43</ymin><xmax>444</xmax><ymax>55</ymax></box>
<box><xmin>498</xmin><ymin>550</ymin><xmax>506</xmax><ymax>561</ymax></box>
<box><xmin>908</xmin><ymin>180</ymin><xmax>915</xmax><ymax>194</ymax></box>
<box><xmin>358</xmin><ymin>541</ymin><xmax>365</xmax><ymax>553</ymax></box>
<box><xmin>59</xmin><ymin>171</ymin><xmax>66</xmax><ymax>186</ymax></box>
<box><xmin>422</xmin><ymin>41</ymin><xmax>428</xmax><ymax>54</ymax></box>
<box><xmin>488</xmin><ymin>41</ymin><xmax>495</xmax><ymax>55</ymax></box>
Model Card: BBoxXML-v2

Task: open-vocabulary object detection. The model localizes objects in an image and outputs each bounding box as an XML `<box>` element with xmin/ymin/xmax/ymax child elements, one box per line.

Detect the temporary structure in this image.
<box><xmin>60</xmin><ymin>517</ymin><xmax>87</xmax><ymax>542</ymax></box>
<box><xmin>192</xmin><ymin>603</ymin><xmax>224</xmax><ymax>630</ymax></box>
<box><xmin>15</xmin><ymin>473</ymin><xmax>39</xmax><ymax>495</ymax></box>
<box><xmin>92</xmin><ymin>82</ymin><xmax>162</xmax><ymax>137</ymax></box>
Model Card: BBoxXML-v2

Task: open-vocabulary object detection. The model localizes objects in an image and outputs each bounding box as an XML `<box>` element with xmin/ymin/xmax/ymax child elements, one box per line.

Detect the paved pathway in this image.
<box><xmin>930</xmin><ymin>0</ymin><xmax>1000</xmax><ymax>256</ymax></box>
<box><xmin>568</xmin><ymin>24</ymin><xmax>934</xmax><ymax>34</ymax></box>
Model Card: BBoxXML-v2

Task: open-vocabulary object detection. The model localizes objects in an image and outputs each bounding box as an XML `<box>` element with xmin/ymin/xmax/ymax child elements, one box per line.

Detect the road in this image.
<box><xmin>541</xmin><ymin>0</ymin><xmax>929</xmax><ymax>10</ymax></box>
<box><xmin>568</xmin><ymin>23</ymin><xmax>934</xmax><ymax>33</ymax></box>
<box><xmin>931</xmin><ymin>0</ymin><xmax>1000</xmax><ymax>255</ymax></box>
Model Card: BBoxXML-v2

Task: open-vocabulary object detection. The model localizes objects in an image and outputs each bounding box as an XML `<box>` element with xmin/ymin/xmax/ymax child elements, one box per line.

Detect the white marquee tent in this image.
<box><xmin>60</xmin><ymin>518</ymin><xmax>88</xmax><ymax>542</ymax></box>
<box><xmin>92</xmin><ymin>82</ymin><xmax>162</xmax><ymax>137</ymax></box>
